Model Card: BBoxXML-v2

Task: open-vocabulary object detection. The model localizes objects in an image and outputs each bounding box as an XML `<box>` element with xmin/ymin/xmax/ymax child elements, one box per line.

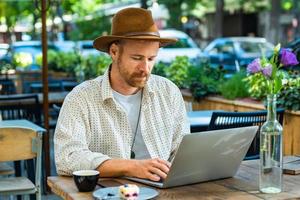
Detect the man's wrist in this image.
<box><xmin>123</xmin><ymin>159</ymin><xmax>137</xmax><ymax>177</ymax></box>
<box><xmin>97</xmin><ymin>159</ymin><xmax>136</xmax><ymax>177</ymax></box>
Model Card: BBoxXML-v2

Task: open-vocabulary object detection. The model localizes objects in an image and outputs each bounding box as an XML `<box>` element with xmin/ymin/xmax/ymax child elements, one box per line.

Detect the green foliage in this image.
<box><xmin>70</xmin><ymin>16</ymin><xmax>111</xmax><ymax>40</ymax></box>
<box><xmin>13</xmin><ymin>52</ymin><xmax>33</xmax><ymax>68</ymax></box>
<box><xmin>53</xmin><ymin>51</ymin><xmax>80</xmax><ymax>76</ymax></box>
<box><xmin>0</xmin><ymin>1</ymin><xmax>32</xmax><ymax>29</ymax></box>
<box><xmin>152</xmin><ymin>62</ymin><xmax>168</xmax><ymax>77</ymax></box>
<box><xmin>36</xmin><ymin>50</ymin><xmax>58</xmax><ymax>71</ymax></box>
<box><xmin>62</xmin><ymin>0</ymin><xmax>106</xmax><ymax>16</ymax></box>
<box><xmin>37</xmin><ymin>50</ymin><xmax>111</xmax><ymax>79</ymax></box>
<box><xmin>278</xmin><ymin>77</ymin><xmax>300</xmax><ymax>111</ymax></box>
<box><xmin>244</xmin><ymin>73</ymin><xmax>268</xmax><ymax>100</ymax></box>
<box><xmin>36</xmin><ymin>50</ymin><xmax>79</xmax><ymax>76</ymax></box>
<box><xmin>189</xmin><ymin>65</ymin><xmax>225</xmax><ymax>100</ymax></box>
<box><xmin>219</xmin><ymin>71</ymin><xmax>249</xmax><ymax>100</ymax></box>
<box><xmin>164</xmin><ymin>56</ymin><xmax>192</xmax><ymax>88</ymax></box>
<box><xmin>80</xmin><ymin>54</ymin><xmax>111</xmax><ymax>80</ymax></box>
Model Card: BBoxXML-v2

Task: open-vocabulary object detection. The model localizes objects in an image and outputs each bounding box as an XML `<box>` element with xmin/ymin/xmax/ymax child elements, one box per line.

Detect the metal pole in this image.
<box><xmin>41</xmin><ymin>0</ymin><xmax>50</xmax><ymax>191</ymax></box>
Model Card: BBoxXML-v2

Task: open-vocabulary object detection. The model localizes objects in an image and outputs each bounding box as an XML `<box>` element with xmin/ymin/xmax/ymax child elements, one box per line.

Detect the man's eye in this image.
<box><xmin>132</xmin><ymin>57</ymin><xmax>141</xmax><ymax>60</ymax></box>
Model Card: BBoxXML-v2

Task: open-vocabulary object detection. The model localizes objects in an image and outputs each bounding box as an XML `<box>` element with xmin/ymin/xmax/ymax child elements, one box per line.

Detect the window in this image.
<box><xmin>239</xmin><ymin>42</ymin><xmax>273</xmax><ymax>53</ymax></box>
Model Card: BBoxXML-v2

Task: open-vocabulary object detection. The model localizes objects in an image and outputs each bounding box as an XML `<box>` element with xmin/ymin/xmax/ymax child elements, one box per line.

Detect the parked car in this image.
<box><xmin>156</xmin><ymin>29</ymin><xmax>202</xmax><ymax>65</ymax></box>
<box><xmin>1</xmin><ymin>41</ymin><xmax>58</xmax><ymax>70</ymax></box>
<box><xmin>203</xmin><ymin>37</ymin><xmax>274</xmax><ymax>76</ymax></box>
<box><xmin>54</xmin><ymin>41</ymin><xmax>75</xmax><ymax>52</ymax></box>
<box><xmin>0</xmin><ymin>43</ymin><xmax>9</xmax><ymax>61</ymax></box>
<box><xmin>75</xmin><ymin>40</ymin><xmax>100</xmax><ymax>57</ymax></box>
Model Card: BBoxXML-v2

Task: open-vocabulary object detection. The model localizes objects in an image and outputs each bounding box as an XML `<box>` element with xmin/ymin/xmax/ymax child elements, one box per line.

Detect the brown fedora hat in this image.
<box><xmin>93</xmin><ymin>7</ymin><xmax>177</xmax><ymax>52</ymax></box>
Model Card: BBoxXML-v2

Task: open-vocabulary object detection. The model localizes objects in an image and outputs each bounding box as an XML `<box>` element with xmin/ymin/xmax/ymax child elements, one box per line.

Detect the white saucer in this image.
<box><xmin>93</xmin><ymin>186</ymin><xmax>159</xmax><ymax>199</ymax></box>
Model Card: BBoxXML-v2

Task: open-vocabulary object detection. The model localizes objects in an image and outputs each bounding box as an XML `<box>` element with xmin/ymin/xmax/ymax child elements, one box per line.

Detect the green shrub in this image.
<box><xmin>278</xmin><ymin>76</ymin><xmax>300</xmax><ymax>111</ymax></box>
<box><xmin>219</xmin><ymin>72</ymin><xmax>249</xmax><ymax>100</ymax></box>
<box><xmin>152</xmin><ymin>62</ymin><xmax>168</xmax><ymax>77</ymax></box>
<box><xmin>80</xmin><ymin>54</ymin><xmax>111</xmax><ymax>79</ymax></box>
<box><xmin>189</xmin><ymin>65</ymin><xmax>224</xmax><ymax>100</ymax></box>
<box><xmin>13</xmin><ymin>52</ymin><xmax>33</xmax><ymax>68</ymax></box>
<box><xmin>36</xmin><ymin>50</ymin><xmax>79</xmax><ymax>76</ymax></box>
<box><xmin>164</xmin><ymin>56</ymin><xmax>192</xmax><ymax>89</ymax></box>
<box><xmin>36</xmin><ymin>50</ymin><xmax>59</xmax><ymax>70</ymax></box>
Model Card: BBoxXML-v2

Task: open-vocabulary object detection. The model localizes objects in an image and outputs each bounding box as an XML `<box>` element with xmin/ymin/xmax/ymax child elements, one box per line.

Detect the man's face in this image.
<box><xmin>113</xmin><ymin>40</ymin><xmax>160</xmax><ymax>89</ymax></box>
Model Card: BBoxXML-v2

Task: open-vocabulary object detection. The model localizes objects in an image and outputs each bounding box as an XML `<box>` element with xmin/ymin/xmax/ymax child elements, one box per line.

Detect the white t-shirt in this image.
<box><xmin>112</xmin><ymin>89</ymin><xmax>151</xmax><ymax>159</ymax></box>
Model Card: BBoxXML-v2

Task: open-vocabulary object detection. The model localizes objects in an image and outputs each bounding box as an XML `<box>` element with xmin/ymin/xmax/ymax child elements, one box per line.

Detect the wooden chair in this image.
<box><xmin>207</xmin><ymin>108</ymin><xmax>285</xmax><ymax>160</ymax></box>
<box><xmin>0</xmin><ymin>79</ymin><xmax>16</xmax><ymax>95</ymax></box>
<box><xmin>0</xmin><ymin>94</ymin><xmax>42</xmax><ymax>125</ymax></box>
<box><xmin>0</xmin><ymin>163</ymin><xmax>14</xmax><ymax>176</ymax></box>
<box><xmin>0</xmin><ymin>94</ymin><xmax>42</xmax><ymax>199</ymax></box>
<box><xmin>0</xmin><ymin>127</ymin><xmax>43</xmax><ymax>200</ymax></box>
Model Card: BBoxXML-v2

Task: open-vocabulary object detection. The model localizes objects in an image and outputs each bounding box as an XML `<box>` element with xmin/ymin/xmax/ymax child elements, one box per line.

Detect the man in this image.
<box><xmin>54</xmin><ymin>7</ymin><xmax>190</xmax><ymax>182</ymax></box>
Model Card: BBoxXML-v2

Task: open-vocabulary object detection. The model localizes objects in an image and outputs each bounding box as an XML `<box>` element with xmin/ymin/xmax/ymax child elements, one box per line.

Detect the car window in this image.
<box><xmin>209</xmin><ymin>42</ymin><xmax>234</xmax><ymax>54</ymax></box>
<box><xmin>13</xmin><ymin>45</ymin><xmax>57</xmax><ymax>55</ymax></box>
<box><xmin>81</xmin><ymin>44</ymin><xmax>94</xmax><ymax>49</ymax></box>
<box><xmin>238</xmin><ymin>42</ymin><xmax>273</xmax><ymax>53</ymax></box>
<box><xmin>163</xmin><ymin>38</ymin><xmax>194</xmax><ymax>48</ymax></box>
<box><xmin>0</xmin><ymin>48</ymin><xmax>7</xmax><ymax>57</ymax></box>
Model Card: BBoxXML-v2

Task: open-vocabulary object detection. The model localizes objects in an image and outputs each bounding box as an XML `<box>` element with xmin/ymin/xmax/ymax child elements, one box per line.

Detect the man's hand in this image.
<box><xmin>98</xmin><ymin>158</ymin><xmax>171</xmax><ymax>182</ymax></box>
<box><xmin>126</xmin><ymin>158</ymin><xmax>171</xmax><ymax>181</ymax></box>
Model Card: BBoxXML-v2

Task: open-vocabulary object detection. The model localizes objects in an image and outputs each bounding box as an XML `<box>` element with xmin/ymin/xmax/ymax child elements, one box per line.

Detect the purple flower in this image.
<box><xmin>280</xmin><ymin>48</ymin><xmax>299</xmax><ymax>66</ymax></box>
<box><xmin>262</xmin><ymin>64</ymin><xmax>272</xmax><ymax>77</ymax></box>
<box><xmin>247</xmin><ymin>58</ymin><xmax>262</xmax><ymax>74</ymax></box>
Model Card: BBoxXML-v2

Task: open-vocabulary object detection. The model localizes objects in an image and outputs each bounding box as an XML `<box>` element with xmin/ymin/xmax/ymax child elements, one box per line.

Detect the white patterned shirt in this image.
<box><xmin>54</xmin><ymin>69</ymin><xmax>190</xmax><ymax>175</ymax></box>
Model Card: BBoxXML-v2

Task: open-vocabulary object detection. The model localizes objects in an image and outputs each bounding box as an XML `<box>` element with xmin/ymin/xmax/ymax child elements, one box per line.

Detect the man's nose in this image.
<box><xmin>138</xmin><ymin>59</ymin><xmax>150</xmax><ymax>74</ymax></box>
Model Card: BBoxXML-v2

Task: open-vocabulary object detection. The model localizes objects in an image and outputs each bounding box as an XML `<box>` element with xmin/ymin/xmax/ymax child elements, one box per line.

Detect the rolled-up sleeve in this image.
<box><xmin>54</xmin><ymin>92</ymin><xmax>110</xmax><ymax>176</ymax></box>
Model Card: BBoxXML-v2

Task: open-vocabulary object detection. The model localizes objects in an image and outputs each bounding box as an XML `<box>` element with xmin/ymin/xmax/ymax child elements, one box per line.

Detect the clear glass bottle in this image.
<box><xmin>259</xmin><ymin>94</ymin><xmax>283</xmax><ymax>193</ymax></box>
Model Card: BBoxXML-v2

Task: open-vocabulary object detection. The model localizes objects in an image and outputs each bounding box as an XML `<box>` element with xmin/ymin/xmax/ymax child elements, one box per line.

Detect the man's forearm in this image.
<box><xmin>96</xmin><ymin>159</ymin><xmax>135</xmax><ymax>177</ymax></box>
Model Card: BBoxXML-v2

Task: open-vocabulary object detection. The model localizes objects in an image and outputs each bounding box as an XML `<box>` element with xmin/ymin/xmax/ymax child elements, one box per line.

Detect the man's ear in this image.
<box><xmin>109</xmin><ymin>43</ymin><xmax>119</xmax><ymax>61</ymax></box>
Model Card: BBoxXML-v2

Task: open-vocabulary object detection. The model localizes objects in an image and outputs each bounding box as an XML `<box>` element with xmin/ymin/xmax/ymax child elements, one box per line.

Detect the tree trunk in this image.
<box><xmin>215</xmin><ymin>0</ymin><xmax>224</xmax><ymax>38</ymax></box>
<box><xmin>267</xmin><ymin>0</ymin><xmax>280</xmax><ymax>44</ymax></box>
<box><xmin>141</xmin><ymin>0</ymin><xmax>148</xmax><ymax>9</ymax></box>
<box><xmin>57</xmin><ymin>3</ymin><xmax>68</xmax><ymax>40</ymax></box>
<box><xmin>31</xmin><ymin>13</ymin><xmax>38</xmax><ymax>40</ymax></box>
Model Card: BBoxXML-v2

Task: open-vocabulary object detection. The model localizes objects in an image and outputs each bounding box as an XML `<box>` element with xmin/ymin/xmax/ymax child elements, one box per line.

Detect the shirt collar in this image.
<box><xmin>100</xmin><ymin>66</ymin><xmax>155</xmax><ymax>102</ymax></box>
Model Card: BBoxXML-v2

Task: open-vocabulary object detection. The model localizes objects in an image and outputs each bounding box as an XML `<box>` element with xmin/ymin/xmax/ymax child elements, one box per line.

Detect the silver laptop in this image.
<box><xmin>126</xmin><ymin>126</ymin><xmax>258</xmax><ymax>188</ymax></box>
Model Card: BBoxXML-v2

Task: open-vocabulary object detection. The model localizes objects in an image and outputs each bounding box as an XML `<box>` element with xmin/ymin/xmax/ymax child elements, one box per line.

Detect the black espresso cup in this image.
<box><xmin>73</xmin><ymin>170</ymin><xmax>99</xmax><ymax>192</ymax></box>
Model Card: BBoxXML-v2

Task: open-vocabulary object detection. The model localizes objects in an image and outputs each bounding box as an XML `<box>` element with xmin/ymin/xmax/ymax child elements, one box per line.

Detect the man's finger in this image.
<box><xmin>151</xmin><ymin>160</ymin><xmax>170</xmax><ymax>174</ymax></box>
<box><xmin>156</xmin><ymin>158</ymin><xmax>171</xmax><ymax>168</ymax></box>
<box><xmin>149</xmin><ymin>166</ymin><xmax>168</xmax><ymax>179</ymax></box>
<box><xmin>146</xmin><ymin>172</ymin><xmax>161</xmax><ymax>181</ymax></box>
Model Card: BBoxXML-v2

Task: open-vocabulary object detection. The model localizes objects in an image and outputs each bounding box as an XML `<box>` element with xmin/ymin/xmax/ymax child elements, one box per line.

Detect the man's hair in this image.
<box><xmin>109</xmin><ymin>40</ymin><xmax>125</xmax><ymax>55</ymax></box>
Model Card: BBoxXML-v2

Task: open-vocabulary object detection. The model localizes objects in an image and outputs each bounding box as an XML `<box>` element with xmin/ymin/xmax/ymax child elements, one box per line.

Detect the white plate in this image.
<box><xmin>93</xmin><ymin>186</ymin><xmax>159</xmax><ymax>200</ymax></box>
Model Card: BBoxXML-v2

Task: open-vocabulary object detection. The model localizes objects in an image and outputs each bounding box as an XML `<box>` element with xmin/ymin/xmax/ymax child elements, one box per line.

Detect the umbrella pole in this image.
<box><xmin>41</xmin><ymin>0</ymin><xmax>50</xmax><ymax>192</ymax></box>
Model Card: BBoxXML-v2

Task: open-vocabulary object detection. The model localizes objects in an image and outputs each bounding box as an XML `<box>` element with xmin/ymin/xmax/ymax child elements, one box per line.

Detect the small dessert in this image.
<box><xmin>119</xmin><ymin>184</ymin><xmax>140</xmax><ymax>200</ymax></box>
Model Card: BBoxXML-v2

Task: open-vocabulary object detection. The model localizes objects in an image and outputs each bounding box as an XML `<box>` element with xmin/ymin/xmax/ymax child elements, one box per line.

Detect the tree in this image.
<box><xmin>158</xmin><ymin>0</ymin><xmax>198</xmax><ymax>29</ymax></box>
<box><xmin>267</xmin><ymin>0</ymin><xmax>280</xmax><ymax>43</ymax></box>
<box><xmin>215</xmin><ymin>0</ymin><xmax>224</xmax><ymax>37</ymax></box>
<box><xmin>141</xmin><ymin>0</ymin><xmax>148</xmax><ymax>9</ymax></box>
<box><xmin>0</xmin><ymin>1</ymin><xmax>32</xmax><ymax>42</ymax></box>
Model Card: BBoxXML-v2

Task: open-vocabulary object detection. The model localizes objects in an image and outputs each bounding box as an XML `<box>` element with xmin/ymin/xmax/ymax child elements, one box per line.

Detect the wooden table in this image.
<box><xmin>47</xmin><ymin>160</ymin><xmax>300</xmax><ymax>200</ymax></box>
<box><xmin>0</xmin><ymin>119</ymin><xmax>46</xmax><ymax>132</ymax></box>
<box><xmin>0</xmin><ymin>91</ymin><xmax>68</xmax><ymax>106</ymax></box>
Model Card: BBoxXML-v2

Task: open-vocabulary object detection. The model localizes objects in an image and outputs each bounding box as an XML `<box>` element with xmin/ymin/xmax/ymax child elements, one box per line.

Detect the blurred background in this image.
<box><xmin>0</xmin><ymin>0</ymin><xmax>299</xmax><ymax>97</ymax></box>
<box><xmin>1</xmin><ymin>2</ymin><xmax>300</xmax><ymax>198</ymax></box>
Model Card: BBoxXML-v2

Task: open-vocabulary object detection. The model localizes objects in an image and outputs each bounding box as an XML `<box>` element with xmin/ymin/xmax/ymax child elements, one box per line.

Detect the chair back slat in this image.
<box><xmin>207</xmin><ymin>108</ymin><xmax>285</xmax><ymax>160</ymax></box>
<box><xmin>0</xmin><ymin>127</ymin><xmax>37</xmax><ymax>161</ymax></box>
<box><xmin>0</xmin><ymin>94</ymin><xmax>41</xmax><ymax>125</ymax></box>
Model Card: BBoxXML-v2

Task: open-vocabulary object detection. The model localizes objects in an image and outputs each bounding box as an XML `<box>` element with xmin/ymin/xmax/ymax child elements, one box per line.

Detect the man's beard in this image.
<box><xmin>117</xmin><ymin>58</ymin><xmax>150</xmax><ymax>88</ymax></box>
